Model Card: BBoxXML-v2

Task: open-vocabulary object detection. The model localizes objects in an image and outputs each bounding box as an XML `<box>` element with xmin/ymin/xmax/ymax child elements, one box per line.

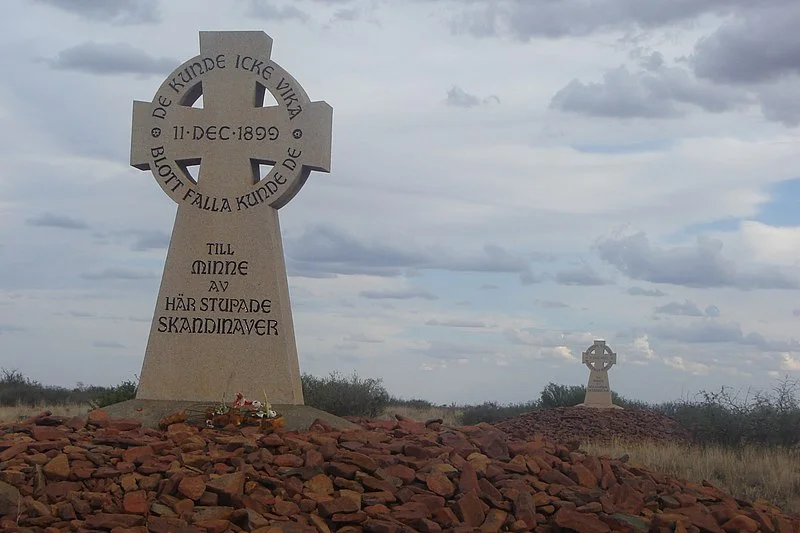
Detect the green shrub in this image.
<box><xmin>0</xmin><ymin>368</ymin><xmax>138</xmax><ymax>408</ymax></box>
<box><xmin>662</xmin><ymin>377</ymin><xmax>800</xmax><ymax>448</ymax></box>
<box><xmin>459</xmin><ymin>400</ymin><xmax>538</xmax><ymax>425</ymax></box>
<box><xmin>88</xmin><ymin>379</ymin><xmax>138</xmax><ymax>409</ymax></box>
<box><xmin>0</xmin><ymin>369</ymin><xmax>81</xmax><ymax>406</ymax></box>
<box><xmin>388</xmin><ymin>397</ymin><xmax>435</xmax><ymax>409</ymax></box>
<box><xmin>538</xmin><ymin>382</ymin><xmax>585</xmax><ymax>408</ymax></box>
<box><xmin>301</xmin><ymin>371</ymin><xmax>390</xmax><ymax>417</ymax></box>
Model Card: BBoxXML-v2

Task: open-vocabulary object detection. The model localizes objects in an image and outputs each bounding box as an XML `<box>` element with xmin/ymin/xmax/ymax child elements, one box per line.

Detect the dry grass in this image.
<box><xmin>584</xmin><ymin>439</ymin><xmax>800</xmax><ymax>514</ymax></box>
<box><xmin>379</xmin><ymin>405</ymin><xmax>463</xmax><ymax>426</ymax></box>
<box><xmin>0</xmin><ymin>403</ymin><xmax>91</xmax><ymax>423</ymax></box>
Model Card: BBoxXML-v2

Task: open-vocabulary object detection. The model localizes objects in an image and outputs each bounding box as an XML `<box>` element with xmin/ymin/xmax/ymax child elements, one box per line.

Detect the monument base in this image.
<box><xmin>576</xmin><ymin>403</ymin><xmax>624</xmax><ymax>410</ymax></box>
<box><xmin>101</xmin><ymin>399</ymin><xmax>358</xmax><ymax>431</ymax></box>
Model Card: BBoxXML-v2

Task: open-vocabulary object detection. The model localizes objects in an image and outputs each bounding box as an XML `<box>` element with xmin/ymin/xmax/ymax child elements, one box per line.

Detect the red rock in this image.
<box><xmin>0</xmin><ymin>481</ymin><xmax>20</xmax><ymax>516</ymax></box>
<box><xmin>346</xmin><ymin>451</ymin><xmax>378</xmax><ymax>472</ymax></box>
<box><xmin>454</xmin><ymin>491</ymin><xmax>485</xmax><ymax>527</ymax></box>
<box><xmin>304</xmin><ymin>449</ymin><xmax>324</xmax><ymax>468</ymax></box>
<box><xmin>193</xmin><ymin>519</ymin><xmax>231</xmax><ymax>532</ymax></box>
<box><xmin>458</xmin><ymin>462</ymin><xmax>480</xmax><ymax>495</ymax></box>
<box><xmin>554</xmin><ymin>508</ymin><xmax>610</xmax><ymax>533</ymax></box>
<box><xmin>273</xmin><ymin>454</ymin><xmax>304</xmax><ymax>467</ymax></box>
<box><xmin>191</xmin><ymin>506</ymin><xmax>234</xmax><ymax>521</ymax></box>
<box><xmin>326</xmin><ymin>461</ymin><xmax>359</xmax><ymax>479</ymax></box>
<box><xmin>363</xmin><ymin>518</ymin><xmax>405</xmax><ymax>533</ymax></box>
<box><xmin>569</xmin><ymin>463</ymin><xmax>597</xmax><ymax>488</ymax></box>
<box><xmin>318</xmin><ymin>496</ymin><xmax>360</xmax><ymax>517</ymax></box>
<box><xmin>178</xmin><ymin>476</ymin><xmax>206</xmax><ymax>500</ymax></box>
<box><xmin>86</xmin><ymin>409</ymin><xmax>109</xmax><ymax>427</ymax></box>
<box><xmin>478</xmin><ymin>478</ymin><xmax>505</xmax><ymax>508</ymax></box>
<box><xmin>0</xmin><ymin>442</ymin><xmax>28</xmax><ymax>461</ymax></box>
<box><xmin>65</xmin><ymin>417</ymin><xmax>86</xmax><ymax>431</ymax></box>
<box><xmin>382</xmin><ymin>464</ymin><xmax>416</xmax><ymax>485</ymax></box>
<box><xmin>722</xmin><ymin>514</ymin><xmax>760</xmax><ymax>533</ymax></box>
<box><xmin>747</xmin><ymin>508</ymin><xmax>776</xmax><ymax>532</ymax></box>
<box><xmin>122</xmin><ymin>445</ymin><xmax>154</xmax><ymax>463</ymax></box>
<box><xmin>514</xmin><ymin>491</ymin><xmax>537</xmax><ymax>528</ymax></box>
<box><xmin>84</xmin><ymin>513</ymin><xmax>145</xmax><ymax>529</ymax></box>
<box><xmin>309</xmin><ymin>513</ymin><xmax>332</xmax><ymax>533</ymax></box>
<box><xmin>474</xmin><ymin>431</ymin><xmax>510</xmax><ymax>460</ymax></box>
<box><xmin>122</xmin><ymin>490</ymin><xmax>148</xmax><ymax>514</ymax></box>
<box><xmin>610</xmin><ymin>483</ymin><xmax>645</xmax><ymax>515</ymax></box>
<box><xmin>31</xmin><ymin>426</ymin><xmax>67</xmax><ymax>441</ymax></box>
<box><xmin>539</xmin><ymin>467</ymin><xmax>574</xmax><ymax>487</ymax></box>
<box><xmin>365</xmin><ymin>503</ymin><xmax>391</xmax><ymax>517</ymax></box>
<box><xmin>146</xmin><ymin>515</ymin><xmax>190</xmax><ymax>533</ymax></box>
<box><xmin>174</xmin><ymin>498</ymin><xmax>195</xmax><ymax>516</ymax></box>
<box><xmin>332</xmin><ymin>511</ymin><xmax>368</xmax><ymax>523</ymax></box>
<box><xmin>426</xmin><ymin>471</ymin><xmax>455</xmax><ymax>498</ymax></box>
<box><xmin>675</xmin><ymin>506</ymin><xmax>724</xmax><ymax>533</ymax></box>
<box><xmin>273</xmin><ymin>498</ymin><xmax>300</xmax><ymax>516</ymax></box>
<box><xmin>43</xmin><ymin>454</ymin><xmax>70</xmax><ymax>481</ymax></box>
<box><xmin>493</xmin><ymin>407</ymin><xmax>691</xmax><ymax>445</ymax></box>
<box><xmin>304</xmin><ymin>474</ymin><xmax>334</xmax><ymax>495</ymax></box>
<box><xmin>108</xmin><ymin>418</ymin><xmax>142</xmax><ymax>431</ymax></box>
<box><xmin>481</xmin><ymin>508</ymin><xmax>509</xmax><ymax>532</ymax></box>
<box><xmin>433</xmin><ymin>506</ymin><xmax>460</xmax><ymax>527</ymax></box>
<box><xmin>392</xmin><ymin>501</ymin><xmax>432</xmax><ymax>522</ymax></box>
<box><xmin>206</xmin><ymin>472</ymin><xmax>244</xmax><ymax>497</ymax></box>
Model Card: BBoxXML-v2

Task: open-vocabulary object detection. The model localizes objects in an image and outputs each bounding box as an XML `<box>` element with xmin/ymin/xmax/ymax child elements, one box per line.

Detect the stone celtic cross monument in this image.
<box><xmin>578</xmin><ymin>339</ymin><xmax>622</xmax><ymax>409</ymax></box>
<box><xmin>130</xmin><ymin>31</ymin><xmax>332</xmax><ymax>404</ymax></box>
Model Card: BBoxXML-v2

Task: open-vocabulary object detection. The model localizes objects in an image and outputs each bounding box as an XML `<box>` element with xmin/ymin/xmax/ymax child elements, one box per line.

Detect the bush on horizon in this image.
<box><xmin>301</xmin><ymin>371</ymin><xmax>390</xmax><ymax>418</ymax></box>
<box><xmin>0</xmin><ymin>368</ymin><xmax>139</xmax><ymax>408</ymax></box>
<box><xmin>6</xmin><ymin>367</ymin><xmax>800</xmax><ymax>448</ymax></box>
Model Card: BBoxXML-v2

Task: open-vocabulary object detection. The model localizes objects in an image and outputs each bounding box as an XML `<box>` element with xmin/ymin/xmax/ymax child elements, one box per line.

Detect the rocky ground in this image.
<box><xmin>491</xmin><ymin>407</ymin><xmax>692</xmax><ymax>445</ymax></box>
<box><xmin>0</xmin><ymin>408</ymin><xmax>796</xmax><ymax>532</ymax></box>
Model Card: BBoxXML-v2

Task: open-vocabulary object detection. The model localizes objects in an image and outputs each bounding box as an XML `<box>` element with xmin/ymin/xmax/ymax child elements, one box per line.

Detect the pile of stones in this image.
<box><xmin>492</xmin><ymin>407</ymin><xmax>692</xmax><ymax>445</ymax></box>
<box><xmin>0</xmin><ymin>409</ymin><xmax>795</xmax><ymax>532</ymax></box>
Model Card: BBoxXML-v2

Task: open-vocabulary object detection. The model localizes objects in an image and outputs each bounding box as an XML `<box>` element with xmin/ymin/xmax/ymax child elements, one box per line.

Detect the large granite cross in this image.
<box><xmin>129</xmin><ymin>31</ymin><xmax>332</xmax><ymax>404</ymax></box>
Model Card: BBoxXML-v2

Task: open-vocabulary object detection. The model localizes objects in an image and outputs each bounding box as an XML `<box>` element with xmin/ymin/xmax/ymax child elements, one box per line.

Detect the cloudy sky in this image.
<box><xmin>1</xmin><ymin>0</ymin><xmax>799</xmax><ymax>405</ymax></box>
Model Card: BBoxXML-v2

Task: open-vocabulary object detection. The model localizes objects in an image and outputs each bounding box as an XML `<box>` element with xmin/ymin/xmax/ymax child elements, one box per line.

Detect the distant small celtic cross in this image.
<box><xmin>582</xmin><ymin>340</ymin><xmax>616</xmax><ymax>372</ymax></box>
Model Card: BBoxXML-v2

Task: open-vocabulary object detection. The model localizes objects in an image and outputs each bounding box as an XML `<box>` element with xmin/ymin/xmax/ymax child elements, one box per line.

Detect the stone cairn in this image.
<box><xmin>0</xmin><ymin>409</ymin><xmax>794</xmax><ymax>532</ymax></box>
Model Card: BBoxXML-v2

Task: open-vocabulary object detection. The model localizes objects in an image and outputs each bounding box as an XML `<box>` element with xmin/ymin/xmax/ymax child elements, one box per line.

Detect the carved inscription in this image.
<box><xmin>141</xmin><ymin>52</ymin><xmax>310</xmax><ymax>213</ymax></box>
<box><xmin>156</xmin><ymin>242</ymin><xmax>279</xmax><ymax>336</ymax></box>
<box><xmin>586</xmin><ymin>374</ymin><xmax>610</xmax><ymax>393</ymax></box>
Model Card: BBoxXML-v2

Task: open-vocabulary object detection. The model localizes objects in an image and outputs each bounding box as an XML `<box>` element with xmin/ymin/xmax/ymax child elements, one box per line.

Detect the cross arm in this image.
<box><xmin>131</xmin><ymin>100</ymin><xmax>156</xmax><ymax>170</ymax></box>
<box><xmin>292</xmin><ymin>101</ymin><xmax>333</xmax><ymax>173</ymax></box>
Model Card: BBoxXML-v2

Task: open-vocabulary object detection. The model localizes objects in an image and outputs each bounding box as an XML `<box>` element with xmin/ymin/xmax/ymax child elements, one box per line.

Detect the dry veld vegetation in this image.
<box><xmin>0</xmin><ymin>402</ymin><xmax>91</xmax><ymax>423</ymax></box>
<box><xmin>6</xmin><ymin>402</ymin><xmax>800</xmax><ymax>513</ymax></box>
<box><xmin>584</xmin><ymin>440</ymin><xmax>800</xmax><ymax>514</ymax></box>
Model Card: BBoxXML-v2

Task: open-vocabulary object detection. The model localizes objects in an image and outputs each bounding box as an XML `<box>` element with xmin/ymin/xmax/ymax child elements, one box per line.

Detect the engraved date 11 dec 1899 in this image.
<box><xmin>173</xmin><ymin>125</ymin><xmax>279</xmax><ymax>141</ymax></box>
